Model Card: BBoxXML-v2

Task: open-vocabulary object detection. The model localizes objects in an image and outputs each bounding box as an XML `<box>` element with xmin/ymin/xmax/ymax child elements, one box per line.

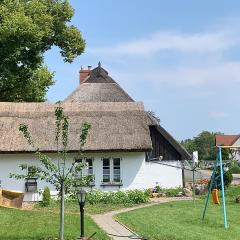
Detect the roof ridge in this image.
<box><xmin>231</xmin><ymin>135</ymin><xmax>240</xmax><ymax>145</ymax></box>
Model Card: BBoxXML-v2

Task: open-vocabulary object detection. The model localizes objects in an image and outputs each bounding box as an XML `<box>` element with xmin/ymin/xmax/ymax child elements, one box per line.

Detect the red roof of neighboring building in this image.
<box><xmin>215</xmin><ymin>134</ymin><xmax>240</xmax><ymax>146</ymax></box>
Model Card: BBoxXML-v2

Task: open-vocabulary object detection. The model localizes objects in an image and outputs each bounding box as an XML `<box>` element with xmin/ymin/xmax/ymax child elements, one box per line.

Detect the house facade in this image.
<box><xmin>0</xmin><ymin>64</ymin><xmax>190</xmax><ymax>201</ymax></box>
<box><xmin>216</xmin><ymin>134</ymin><xmax>240</xmax><ymax>161</ymax></box>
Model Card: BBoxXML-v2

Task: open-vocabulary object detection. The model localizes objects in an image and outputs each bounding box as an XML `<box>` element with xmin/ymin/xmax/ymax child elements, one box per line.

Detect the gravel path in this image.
<box><xmin>91</xmin><ymin>197</ymin><xmax>191</xmax><ymax>240</ymax></box>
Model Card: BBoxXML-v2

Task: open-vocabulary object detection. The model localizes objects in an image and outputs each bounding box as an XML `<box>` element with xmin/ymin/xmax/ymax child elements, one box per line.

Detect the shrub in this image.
<box><xmin>41</xmin><ymin>186</ymin><xmax>51</xmax><ymax>207</ymax></box>
<box><xmin>230</xmin><ymin>161</ymin><xmax>240</xmax><ymax>174</ymax></box>
<box><xmin>87</xmin><ymin>189</ymin><xmax>150</xmax><ymax>205</ymax></box>
<box><xmin>224</xmin><ymin>170</ymin><xmax>233</xmax><ymax>188</ymax></box>
<box><xmin>212</xmin><ymin>167</ymin><xmax>233</xmax><ymax>190</ymax></box>
<box><xmin>145</xmin><ymin>188</ymin><xmax>152</xmax><ymax>198</ymax></box>
<box><xmin>164</xmin><ymin>187</ymin><xmax>183</xmax><ymax>197</ymax></box>
<box><xmin>155</xmin><ymin>186</ymin><xmax>183</xmax><ymax>197</ymax></box>
<box><xmin>155</xmin><ymin>185</ymin><xmax>162</xmax><ymax>193</ymax></box>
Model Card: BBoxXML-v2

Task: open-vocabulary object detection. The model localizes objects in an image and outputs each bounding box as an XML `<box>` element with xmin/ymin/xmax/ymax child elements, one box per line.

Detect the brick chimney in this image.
<box><xmin>79</xmin><ymin>66</ymin><xmax>91</xmax><ymax>84</ymax></box>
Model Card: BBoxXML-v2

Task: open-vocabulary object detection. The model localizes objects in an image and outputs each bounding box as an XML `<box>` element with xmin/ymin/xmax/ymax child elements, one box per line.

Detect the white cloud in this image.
<box><xmin>113</xmin><ymin>61</ymin><xmax>240</xmax><ymax>88</ymax></box>
<box><xmin>89</xmin><ymin>18</ymin><xmax>240</xmax><ymax>89</ymax></box>
<box><xmin>209</xmin><ymin>111</ymin><xmax>227</xmax><ymax>118</ymax></box>
<box><xmin>155</xmin><ymin>61</ymin><xmax>240</xmax><ymax>86</ymax></box>
<box><xmin>89</xmin><ymin>30</ymin><xmax>238</xmax><ymax>56</ymax></box>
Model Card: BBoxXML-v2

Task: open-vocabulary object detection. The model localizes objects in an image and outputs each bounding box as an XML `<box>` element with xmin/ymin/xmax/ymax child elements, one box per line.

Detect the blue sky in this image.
<box><xmin>45</xmin><ymin>0</ymin><xmax>240</xmax><ymax>140</ymax></box>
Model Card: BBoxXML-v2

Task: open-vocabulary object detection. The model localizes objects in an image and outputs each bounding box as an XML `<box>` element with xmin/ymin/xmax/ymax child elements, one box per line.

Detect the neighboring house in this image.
<box><xmin>0</xmin><ymin>63</ymin><xmax>190</xmax><ymax>201</ymax></box>
<box><xmin>215</xmin><ymin>134</ymin><xmax>240</xmax><ymax>161</ymax></box>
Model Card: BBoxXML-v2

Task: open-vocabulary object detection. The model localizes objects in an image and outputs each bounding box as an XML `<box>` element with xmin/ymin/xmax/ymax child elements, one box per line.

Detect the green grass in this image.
<box><xmin>0</xmin><ymin>207</ymin><xmax>109</xmax><ymax>240</ymax></box>
<box><xmin>35</xmin><ymin>200</ymin><xmax>144</xmax><ymax>215</ymax></box>
<box><xmin>117</xmin><ymin>186</ymin><xmax>240</xmax><ymax>240</ymax></box>
<box><xmin>86</xmin><ymin>202</ymin><xmax>143</xmax><ymax>214</ymax></box>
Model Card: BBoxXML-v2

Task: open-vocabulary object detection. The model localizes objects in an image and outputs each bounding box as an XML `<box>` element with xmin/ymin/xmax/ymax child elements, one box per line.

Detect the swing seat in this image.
<box><xmin>211</xmin><ymin>189</ymin><xmax>220</xmax><ymax>205</ymax></box>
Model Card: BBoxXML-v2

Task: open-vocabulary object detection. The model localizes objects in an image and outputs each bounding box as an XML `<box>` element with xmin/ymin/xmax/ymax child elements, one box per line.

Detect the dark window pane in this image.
<box><xmin>86</xmin><ymin>158</ymin><xmax>92</xmax><ymax>166</ymax></box>
<box><xmin>103</xmin><ymin>158</ymin><xmax>110</xmax><ymax>166</ymax></box>
<box><xmin>113</xmin><ymin>175</ymin><xmax>121</xmax><ymax>182</ymax></box>
<box><xmin>103</xmin><ymin>158</ymin><xmax>110</xmax><ymax>182</ymax></box>
<box><xmin>75</xmin><ymin>158</ymin><xmax>82</xmax><ymax>163</ymax></box>
<box><xmin>113</xmin><ymin>158</ymin><xmax>120</xmax><ymax>166</ymax></box>
<box><xmin>113</xmin><ymin>158</ymin><xmax>121</xmax><ymax>182</ymax></box>
<box><xmin>103</xmin><ymin>175</ymin><xmax>110</xmax><ymax>182</ymax></box>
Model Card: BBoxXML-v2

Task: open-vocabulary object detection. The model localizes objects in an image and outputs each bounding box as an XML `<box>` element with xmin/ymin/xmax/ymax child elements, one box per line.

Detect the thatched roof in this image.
<box><xmin>0</xmin><ymin>102</ymin><xmax>153</xmax><ymax>152</ymax></box>
<box><xmin>65</xmin><ymin>64</ymin><xmax>134</xmax><ymax>103</ymax></box>
<box><xmin>0</xmin><ymin>64</ymin><xmax>190</xmax><ymax>159</ymax></box>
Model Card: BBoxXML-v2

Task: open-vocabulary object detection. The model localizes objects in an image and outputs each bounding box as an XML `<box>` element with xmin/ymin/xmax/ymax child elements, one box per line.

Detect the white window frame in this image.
<box><xmin>102</xmin><ymin>158</ymin><xmax>111</xmax><ymax>183</ymax></box>
<box><xmin>75</xmin><ymin>158</ymin><xmax>94</xmax><ymax>177</ymax></box>
<box><xmin>102</xmin><ymin>157</ymin><xmax>122</xmax><ymax>183</ymax></box>
<box><xmin>85</xmin><ymin>158</ymin><xmax>94</xmax><ymax>177</ymax></box>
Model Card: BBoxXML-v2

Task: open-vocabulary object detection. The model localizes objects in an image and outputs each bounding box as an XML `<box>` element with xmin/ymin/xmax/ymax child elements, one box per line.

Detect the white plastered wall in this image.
<box><xmin>0</xmin><ymin>152</ymin><xmax>182</xmax><ymax>201</ymax></box>
<box><xmin>232</xmin><ymin>138</ymin><xmax>240</xmax><ymax>161</ymax></box>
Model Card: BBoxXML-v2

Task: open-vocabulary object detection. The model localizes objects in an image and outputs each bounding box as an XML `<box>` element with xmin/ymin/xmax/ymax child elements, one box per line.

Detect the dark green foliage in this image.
<box><xmin>87</xmin><ymin>190</ymin><xmax>150</xmax><ymax>205</ymax></box>
<box><xmin>223</xmin><ymin>170</ymin><xmax>233</xmax><ymax>188</ymax></box>
<box><xmin>181</xmin><ymin>131</ymin><xmax>230</xmax><ymax>160</ymax></box>
<box><xmin>155</xmin><ymin>186</ymin><xmax>183</xmax><ymax>197</ymax></box>
<box><xmin>145</xmin><ymin>188</ymin><xmax>152</xmax><ymax>198</ymax></box>
<box><xmin>0</xmin><ymin>0</ymin><xmax>85</xmax><ymax>102</ymax></box>
<box><xmin>230</xmin><ymin>161</ymin><xmax>240</xmax><ymax>174</ymax></box>
<box><xmin>212</xmin><ymin>167</ymin><xmax>233</xmax><ymax>189</ymax></box>
<box><xmin>41</xmin><ymin>186</ymin><xmax>51</xmax><ymax>207</ymax></box>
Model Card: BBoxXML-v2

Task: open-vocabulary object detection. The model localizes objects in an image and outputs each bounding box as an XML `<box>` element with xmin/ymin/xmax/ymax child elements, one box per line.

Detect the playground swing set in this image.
<box><xmin>202</xmin><ymin>145</ymin><xmax>240</xmax><ymax>229</ymax></box>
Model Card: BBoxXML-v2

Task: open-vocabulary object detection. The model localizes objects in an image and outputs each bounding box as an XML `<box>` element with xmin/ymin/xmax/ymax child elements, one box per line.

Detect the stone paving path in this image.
<box><xmin>91</xmin><ymin>197</ymin><xmax>191</xmax><ymax>240</ymax></box>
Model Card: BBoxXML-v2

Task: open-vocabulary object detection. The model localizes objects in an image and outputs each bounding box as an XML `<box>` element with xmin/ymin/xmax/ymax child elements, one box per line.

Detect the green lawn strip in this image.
<box><xmin>35</xmin><ymin>201</ymin><xmax>145</xmax><ymax>215</ymax></box>
<box><xmin>116</xmin><ymin>186</ymin><xmax>240</xmax><ymax>240</ymax></box>
<box><xmin>0</xmin><ymin>207</ymin><xmax>109</xmax><ymax>240</ymax></box>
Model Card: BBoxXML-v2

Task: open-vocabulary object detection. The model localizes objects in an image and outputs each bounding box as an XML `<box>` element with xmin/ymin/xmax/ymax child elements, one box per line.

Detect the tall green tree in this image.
<box><xmin>0</xmin><ymin>0</ymin><xmax>85</xmax><ymax>102</ymax></box>
<box><xmin>181</xmin><ymin>131</ymin><xmax>229</xmax><ymax>160</ymax></box>
<box><xmin>10</xmin><ymin>104</ymin><xmax>92</xmax><ymax>240</ymax></box>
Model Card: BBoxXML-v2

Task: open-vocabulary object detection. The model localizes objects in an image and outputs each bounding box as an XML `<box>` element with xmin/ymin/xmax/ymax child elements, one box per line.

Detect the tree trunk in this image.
<box><xmin>59</xmin><ymin>181</ymin><xmax>65</xmax><ymax>240</ymax></box>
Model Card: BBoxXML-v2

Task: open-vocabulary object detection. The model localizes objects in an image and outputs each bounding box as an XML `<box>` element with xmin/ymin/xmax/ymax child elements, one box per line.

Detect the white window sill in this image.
<box><xmin>100</xmin><ymin>182</ymin><xmax>123</xmax><ymax>187</ymax></box>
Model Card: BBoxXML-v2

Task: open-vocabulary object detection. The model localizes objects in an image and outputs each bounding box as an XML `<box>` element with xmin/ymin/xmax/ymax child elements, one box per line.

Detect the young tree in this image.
<box><xmin>10</xmin><ymin>104</ymin><xmax>92</xmax><ymax>240</ymax></box>
<box><xmin>0</xmin><ymin>0</ymin><xmax>85</xmax><ymax>102</ymax></box>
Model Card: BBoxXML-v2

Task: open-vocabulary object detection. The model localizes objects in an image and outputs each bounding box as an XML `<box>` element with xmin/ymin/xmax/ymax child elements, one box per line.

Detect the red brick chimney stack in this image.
<box><xmin>79</xmin><ymin>66</ymin><xmax>91</xmax><ymax>84</ymax></box>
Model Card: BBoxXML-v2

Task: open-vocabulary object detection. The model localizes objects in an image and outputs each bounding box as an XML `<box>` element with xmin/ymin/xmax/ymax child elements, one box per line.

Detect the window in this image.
<box><xmin>75</xmin><ymin>158</ymin><xmax>94</xmax><ymax>177</ymax></box>
<box><xmin>86</xmin><ymin>158</ymin><xmax>93</xmax><ymax>176</ymax></box>
<box><xmin>113</xmin><ymin>158</ymin><xmax>121</xmax><ymax>182</ymax></box>
<box><xmin>103</xmin><ymin>158</ymin><xmax>110</xmax><ymax>183</ymax></box>
<box><xmin>75</xmin><ymin>158</ymin><xmax>83</xmax><ymax>178</ymax></box>
<box><xmin>25</xmin><ymin>165</ymin><xmax>38</xmax><ymax>192</ymax></box>
<box><xmin>102</xmin><ymin>157</ymin><xmax>121</xmax><ymax>183</ymax></box>
<box><xmin>25</xmin><ymin>178</ymin><xmax>37</xmax><ymax>192</ymax></box>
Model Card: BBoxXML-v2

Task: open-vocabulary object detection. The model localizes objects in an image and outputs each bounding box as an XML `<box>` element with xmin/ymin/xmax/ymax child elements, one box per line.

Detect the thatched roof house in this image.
<box><xmin>0</xmin><ymin>63</ymin><xmax>189</xmax><ymax>159</ymax></box>
<box><xmin>0</xmin><ymin>63</ymin><xmax>190</xmax><ymax>199</ymax></box>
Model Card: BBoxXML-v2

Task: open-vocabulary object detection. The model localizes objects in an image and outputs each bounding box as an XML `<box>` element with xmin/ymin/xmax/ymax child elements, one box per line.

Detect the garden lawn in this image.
<box><xmin>117</xmin><ymin>186</ymin><xmax>240</xmax><ymax>240</ymax></box>
<box><xmin>37</xmin><ymin>201</ymin><xmax>146</xmax><ymax>215</ymax></box>
<box><xmin>0</xmin><ymin>207</ymin><xmax>109</xmax><ymax>240</ymax></box>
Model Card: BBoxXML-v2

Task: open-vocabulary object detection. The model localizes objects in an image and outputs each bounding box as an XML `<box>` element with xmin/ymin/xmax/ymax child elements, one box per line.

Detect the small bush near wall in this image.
<box><xmin>87</xmin><ymin>189</ymin><xmax>150</xmax><ymax>205</ymax></box>
<box><xmin>230</xmin><ymin>161</ymin><xmax>240</xmax><ymax>174</ymax></box>
<box><xmin>155</xmin><ymin>186</ymin><xmax>183</xmax><ymax>197</ymax></box>
<box><xmin>41</xmin><ymin>186</ymin><xmax>51</xmax><ymax>207</ymax></box>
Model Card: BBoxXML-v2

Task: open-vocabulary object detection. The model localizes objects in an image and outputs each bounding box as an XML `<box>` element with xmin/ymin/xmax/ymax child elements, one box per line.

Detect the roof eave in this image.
<box><xmin>154</xmin><ymin>125</ymin><xmax>191</xmax><ymax>160</ymax></box>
